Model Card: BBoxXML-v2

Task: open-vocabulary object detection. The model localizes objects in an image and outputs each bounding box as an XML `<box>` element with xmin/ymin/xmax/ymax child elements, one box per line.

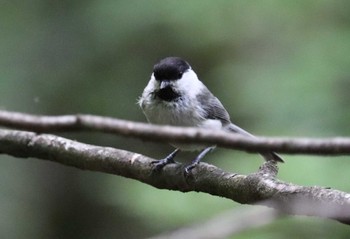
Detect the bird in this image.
<box><xmin>139</xmin><ymin>56</ymin><xmax>283</xmax><ymax>174</ymax></box>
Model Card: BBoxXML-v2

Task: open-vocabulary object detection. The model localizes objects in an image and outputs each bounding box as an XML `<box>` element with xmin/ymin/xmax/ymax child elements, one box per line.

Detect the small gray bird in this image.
<box><xmin>139</xmin><ymin>57</ymin><xmax>283</xmax><ymax>174</ymax></box>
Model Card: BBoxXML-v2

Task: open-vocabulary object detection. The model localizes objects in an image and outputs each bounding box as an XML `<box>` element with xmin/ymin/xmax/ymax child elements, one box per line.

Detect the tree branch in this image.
<box><xmin>0</xmin><ymin>128</ymin><xmax>349</xmax><ymax>225</ymax></box>
<box><xmin>0</xmin><ymin>110</ymin><xmax>350</xmax><ymax>155</ymax></box>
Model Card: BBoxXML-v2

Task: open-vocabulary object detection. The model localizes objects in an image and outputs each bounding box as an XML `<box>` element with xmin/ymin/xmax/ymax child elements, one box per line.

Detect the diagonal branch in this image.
<box><xmin>1</xmin><ymin>110</ymin><xmax>350</xmax><ymax>155</ymax></box>
<box><xmin>149</xmin><ymin>207</ymin><xmax>281</xmax><ymax>239</ymax></box>
<box><xmin>0</xmin><ymin>128</ymin><xmax>350</xmax><ymax>225</ymax></box>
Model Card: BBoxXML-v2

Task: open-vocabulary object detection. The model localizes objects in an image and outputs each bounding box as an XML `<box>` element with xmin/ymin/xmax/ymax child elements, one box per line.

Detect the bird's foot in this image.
<box><xmin>151</xmin><ymin>157</ymin><xmax>176</xmax><ymax>172</ymax></box>
<box><xmin>183</xmin><ymin>162</ymin><xmax>199</xmax><ymax>177</ymax></box>
<box><xmin>151</xmin><ymin>149</ymin><xmax>180</xmax><ymax>172</ymax></box>
<box><xmin>183</xmin><ymin>146</ymin><xmax>215</xmax><ymax>177</ymax></box>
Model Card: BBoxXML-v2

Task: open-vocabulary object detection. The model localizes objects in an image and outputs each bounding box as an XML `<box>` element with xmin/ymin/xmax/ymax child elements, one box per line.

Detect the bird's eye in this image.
<box><xmin>178</xmin><ymin>72</ymin><xmax>183</xmax><ymax>78</ymax></box>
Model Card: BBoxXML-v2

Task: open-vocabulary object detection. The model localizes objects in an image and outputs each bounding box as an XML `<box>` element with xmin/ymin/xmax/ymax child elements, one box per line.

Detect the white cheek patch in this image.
<box><xmin>146</xmin><ymin>74</ymin><xmax>158</xmax><ymax>91</ymax></box>
<box><xmin>139</xmin><ymin>75</ymin><xmax>158</xmax><ymax>108</ymax></box>
<box><xmin>177</xmin><ymin>70</ymin><xmax>205</xmax><ymax>99</ymax></box>
<box><xmin>142</xmin><ymin>76</ymin><xmax>158</xmax><ymax>97</ymax></box>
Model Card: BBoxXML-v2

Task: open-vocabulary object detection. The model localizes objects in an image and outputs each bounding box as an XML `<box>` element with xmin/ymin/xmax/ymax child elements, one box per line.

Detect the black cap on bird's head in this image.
<box><xmin>153</xmin><ymin>57</ymin><xmax>190</xmax><ymax>81</ymax></box>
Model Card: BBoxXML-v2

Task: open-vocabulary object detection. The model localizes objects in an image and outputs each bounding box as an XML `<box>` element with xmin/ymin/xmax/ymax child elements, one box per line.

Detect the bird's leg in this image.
<box><xmin>184</xmin><ymin>146</ymin><xmax>215</xmax><ymax>175</ymax></box>
<box><xmin>151</xmin><ymin>148</ymin><xmax>180</xmax><ymax>171</ymax></box>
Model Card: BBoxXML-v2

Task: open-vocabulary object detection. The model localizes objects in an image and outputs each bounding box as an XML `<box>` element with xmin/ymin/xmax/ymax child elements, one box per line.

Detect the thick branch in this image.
<box><xmin>0</xmin><ymin>110</ymin><xmax>350</xmax><ymax>155</ymax></box>
<box><xmin>0</xmin><ymin>128</ymin><xmax>349</xmax><ymax>224</ymax></box>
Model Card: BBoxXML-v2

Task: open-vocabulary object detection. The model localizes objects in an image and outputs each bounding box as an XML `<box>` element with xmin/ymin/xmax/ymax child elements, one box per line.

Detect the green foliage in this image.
<box><xmin>1</xmin><ymin>0</ymin><xmax>350</xmax><ymax>238</ymax></box>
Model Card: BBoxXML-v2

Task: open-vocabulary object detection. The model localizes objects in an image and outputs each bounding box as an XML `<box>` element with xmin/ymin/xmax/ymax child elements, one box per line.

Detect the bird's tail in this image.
<box><xmin>226</xmin><ymin>123</ymin><xmax>284</xmax><ymax>163</ymax></box>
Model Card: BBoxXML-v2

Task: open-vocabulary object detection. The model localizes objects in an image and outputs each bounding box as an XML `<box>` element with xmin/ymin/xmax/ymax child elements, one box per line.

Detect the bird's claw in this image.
<box><xmin>183</xmin><ymin>163</ymin><xmax>198</xmax><ymax>177</ymax></box>
<box><xmin>151</xmin><ymin>159</ymin><xmax>169</xmax><ymax>172</ymax></box>
<box><xmin>151</xmin><ymin>157</ymin><xmax>176</xmax><ymax>172</ymax></box>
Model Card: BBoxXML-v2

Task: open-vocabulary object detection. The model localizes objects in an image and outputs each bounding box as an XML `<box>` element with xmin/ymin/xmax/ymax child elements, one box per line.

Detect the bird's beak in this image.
<box><xmin>160</xmin><ymin>80</ymin><xmax>171</xmax><ymax>90</ymax></box>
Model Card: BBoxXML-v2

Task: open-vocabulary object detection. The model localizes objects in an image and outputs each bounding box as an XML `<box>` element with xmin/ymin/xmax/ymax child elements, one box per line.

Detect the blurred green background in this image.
<box><xmin>1</xmin><ymin>0</ymin><xmax>350</xmax><ymax>238</ymax></box>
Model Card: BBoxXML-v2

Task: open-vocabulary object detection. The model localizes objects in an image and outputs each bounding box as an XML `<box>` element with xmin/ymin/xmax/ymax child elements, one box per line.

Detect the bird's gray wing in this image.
<box><xmin>196</xmin><ymin>87</ymin><xmax>284</xmax><ymax>163</ymax></box>
<box><xmin>196</xmin><ymin>88</ymin><xmax>231</xmax><ymax>126</ymax></box>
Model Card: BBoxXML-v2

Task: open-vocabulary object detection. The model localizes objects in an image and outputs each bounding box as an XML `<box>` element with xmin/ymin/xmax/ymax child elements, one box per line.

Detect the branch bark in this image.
<box><xmin>1</xmin><ymin>110</ymin><xmax>350</xmax><ymax>155</ymax></box>
<box><xmin>0</xmin><ymin>128</ymin><xmax>349</xmax><ymax>225</ymax></box>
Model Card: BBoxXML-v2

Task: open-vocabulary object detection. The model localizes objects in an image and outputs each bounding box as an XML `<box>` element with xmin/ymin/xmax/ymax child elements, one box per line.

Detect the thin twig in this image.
<box><xmin>0</xmin><ymin>110</ymin><xmax>350</xmax><ymax>155</ymax></box>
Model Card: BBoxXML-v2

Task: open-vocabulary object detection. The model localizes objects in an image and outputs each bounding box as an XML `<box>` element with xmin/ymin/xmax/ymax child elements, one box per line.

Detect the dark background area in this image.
<box><xmin>1</xmin><ymin>1</ymin><xmax>350</xmax><ymax>238</ymax></box>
